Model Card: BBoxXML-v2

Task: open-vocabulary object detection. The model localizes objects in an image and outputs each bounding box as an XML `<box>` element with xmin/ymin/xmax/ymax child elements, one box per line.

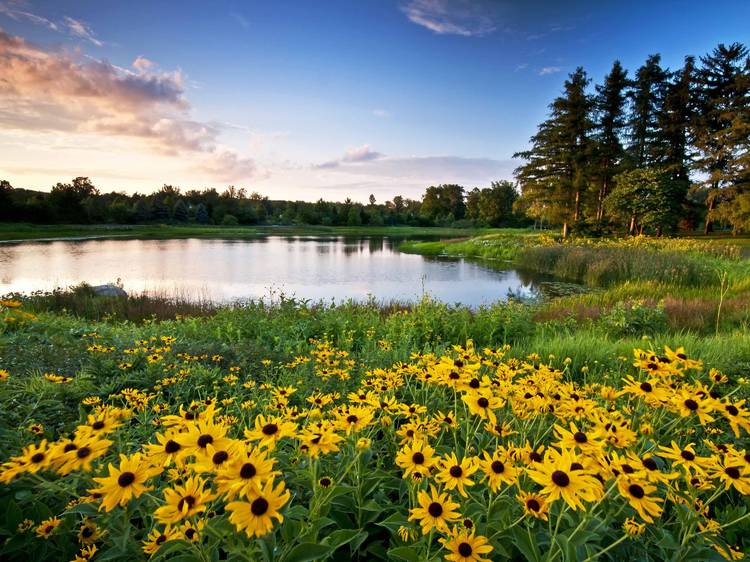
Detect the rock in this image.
<box><xmin>91</xmin><ymin>284</ymin><xmax>128</xmax><ymax>298</ymax></box>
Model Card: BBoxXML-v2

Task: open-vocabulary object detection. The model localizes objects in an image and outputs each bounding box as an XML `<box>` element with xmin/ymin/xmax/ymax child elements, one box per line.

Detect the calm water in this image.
<box><xmin>0</xmin><ymin>237</ymin><xmax>558</xmax><ymax>306</ymax></box>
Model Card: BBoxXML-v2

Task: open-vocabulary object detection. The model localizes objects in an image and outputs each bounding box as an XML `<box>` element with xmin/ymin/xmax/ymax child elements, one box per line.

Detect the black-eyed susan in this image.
<box><xmin>154</xmin><ymin>475</ymin><xmax>216</xmax><ymax>524</ymax></box>
<box><xmin>35</xmin><ymin>516</ymin><xmax>61</xmax><ymax>539</ymax></box>
<box><xmin>395</xmin><ymin>439</ymin><xmax>437</xmax><ymax>479</ymax></box>
<box><xmin>659</xmin><ymin>442</ymin><xmax>710</xmax><ymax>476</ymax></box>
<box><xmin>17</xmin><ymin>439</ymin><xmax>51</xmax><ymax>474</ymax></box>
<box><xmin>145</xmin><ymin>431</ymin><xmax>189</xmax><ymax>468</ymax></box>
<box><xmin>142</xmin><ymin>526</ymin><xmax>181</xmax><ymax>555</ymax></box>
<box><xmin>244</xmin><ymin>414</ymin><xmax>297</xmax><ymax>450</ymax></box>
<box><xmin>215</xmin><ymin>447</ymin><xmax>279</xmax><ymax>499</ymax></box>
<box><xmin>407</xmin><ymin>485</ymin><xmax>461</xmax><ymax>534</ymax></box>
<box><xmin>617</xmin><ymin>476</ymin><xmax>664</xmax><ymax>523</ymax></box>
<box><xmin>479</xmin><ymin>448</ymin><xmax>518</xmax><ymax>492</ymax></box>
<box><xmin>440</xmin><ymin>527</ymin><xmax>493</xmax><ymax>562</ymax></box>
<box><xmin>89</xmin><ymin>453</ymin><xmax>161</xmax><ymax>512</ymax></box>
<box><xmin>525</xmin><ymin>447</ymin><xmax>603</xmax><ymax>510</ymax></box>
<box><xmin>57</xmin><ymin>434</ymin><xmax>112</xmax><ymax>475</ymax></box>
<box><xmin>517</xmin><ymin>491</ymin><xmax>549</xmax><ymax>521</ymax></box>
<box><xmin>709</xmin><ymin>457</ymin><xmax>750</xmax><ymax>494</ymax></box>
<box><xmin>462</xmin><ymin>389</ymin><xmax>503</xmax><ymax>426</ymax></box>
<box><xmin>435</xmin><ymin>452</ymin><xmax>478</xmax><ymax>497</ymax></box>
<box><xmin>175</xmin><ymin>418</ymin><xmax>231</xmax><ymax>457</ymax></box>
<box><xmin>623</xmin><ymin>517</ymin><xmax>645</xmax><ymax>536</ymax></box>
<box><xmin>77</xmin><ymin>519</ymin><xmax>102</xmax><ymax>544</ymax></box>
<box><xmin>298</xmin><ymin>425</ymin><xmax>344</xmax><ymax>458</ymax></box>
<box><xmin>226</xmin><ymin>478</ymin><xmax>290</xmax><ymax>538</ymax></box>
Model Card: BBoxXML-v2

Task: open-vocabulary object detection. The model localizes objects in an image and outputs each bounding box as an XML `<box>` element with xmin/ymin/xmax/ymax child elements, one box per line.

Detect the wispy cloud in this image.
<box><xmin>372</xmin><ymin>108</ymin><xmax>390</xmax><ymax>117</ymax></box>
<box><xmin>230</xmin><ymin>12</ymin><xmax>250</xmax><ymax>29</ymax></box>
<box><xmin>0</xmin><ymin>29</ymin><xmax>258</xmax><ymax>182</ymax></box>
<box><xmin>538</xmin><ymin>66</ymin><xmax>562</xmax><ymax>75</ymax></box>
<box><xmin>400</xmin><ymin>0</ymin><xmax>497</xmax><ymax>37</ymax></box>
<box><xmin>0</xmin><ymin>1</ymin><xmax>57</xmax><ymax>30</ymax></box>
<box><xmin>316</xmin><ymin>144</ymin><xmax>384</xmax><ymax>169</ymax></box>
<box><xmin>62</xmin><ymin>16</ymin><xmax>102</xmax><ymax>46</ymax></box>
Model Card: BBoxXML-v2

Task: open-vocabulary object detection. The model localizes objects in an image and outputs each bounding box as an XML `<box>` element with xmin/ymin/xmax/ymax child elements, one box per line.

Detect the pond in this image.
<box><xmin>0</xmin><ymin>236</ymin><xmax>570</xmax><ymax>306</ymax></box>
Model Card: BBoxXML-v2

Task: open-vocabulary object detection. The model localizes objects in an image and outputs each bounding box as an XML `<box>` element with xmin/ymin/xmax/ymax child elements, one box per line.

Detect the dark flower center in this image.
<box><xmin>81</xmin><ymin>527</ymin><xmax>94</xmax><ymax>538</ymax></box>
<box><xmin>165</xmin><ymin>440</ymin><xmax>181</xmax><ymax>453</ymax></box>
<box><xmin>726</xmin><ymin>405</ymin><xmax>739</xmax><ymax>416</ymax></box>
<box><xmin>684</xmin><ymin>399</ymin><xmax>699</xmax><ymax>411</ymax></box>
<box><xmin>117</xmin><ymin>471</ymin><xmax>136</xmax><ymax>487</ymax></box>
<box><xmin>573</xmin><ymin>432</ymin><xmax>587</xmax><ymax>443</ymax></box>
<box><xmin>346</xmin><ymin>415</ymin><xmax>358</xmax><ymax>424</ymax></box>
<box><xmin>412</xmin><ymin>452</ymin><xmax>425</xmax><ymax>465</ymax></box>
<box><xmin>570</xmin><ymin>462</ymin><xmax>584</xmax><ymax>471</ymax></box>
<box><xmin>212</xmin><ymin>451</ymin><xmax>229</xmax><ymax>465</ymax></box>
<box><xmin>64</xmin><ymin>443</ymin><xmax>78</xmax><ymax>452</ymax></box>
<box><xmin>319</xmin><ymin>477</ymin><xmax>332</xmax><ymax>487</ymax></box>
<box><xmin>491</xmin><ymin>460</ymin><xmax>505</xmax><ymax>474</ymax></box>
<box><xmin>458</xmin><ymin>542</ymin><xmax>473</xmax><ymax>557</ymax></box>
<box><xmin>477</xmin><ymin>397</ymin><xmax>489</xmax><ymax>408</ymax></box>
<box><xmin>680</xmin><ymin>450</ymin><xmax>695</xmax><ymax>461</ymax></box>
<box><xmin>185</xmin><ymin>528</ymin><xmax>196</xmax><ymax>540</ymax></box>
<box><xmin>197</xmin><ymin>434</ymin><xmax>213</xmax><ymax>448</ymax></box>
<box><xmin>76</xmin><ymin>447</ymin><xmax>91</xmax><ymax>459</ymax></box>
<box><xmin>725</xmin><ymin>466</ymin><xmax>741</xmax><ymax>479</ymax></box>
<box><xmin>251</xmin><ymin>497</ymin><xmax>269</xmax><ymax>516</ymax></box>
<box><xmin>30</xmin><ymin>453</ymin><xmax>45</xmax><ymax>463</ymax></box>
<box><xmin>428</xmin><ymin>502</ymin><xmax>443</xmax><ymax>517</ymax></box>
<box><xmin>262</xmin><ymin>424</ymin><xmax>278</xmax><ymax>436</ymax></box>
<box><xmin>529</xmin><ymin>452</ymin><xmax>543</xmax><ymax>463</ymax></box>
<box><xmin>156</xmin><ymin>535</ymin><xmax>167</xmax><ymax>545</ymax></box>
<box><xmin>639</xmin><ymin>382</ymin><xmax>653</xmax><ymax>392</ymax></box>
<box><xmin>469</xmin><ymin>379</ymin><xmax>480</xmax><ymax>389</ymax></box>
<box><xmin>527</xmin><ymin>498</ymin><xmax>541</xmax><ymax>511</ymax></box>
<box><xmin>551</xmin><ymin>470</ymin><xmax>570</xmax><ymax>487</ymax></box>
<box><xmin>642</xmin><ymin>458</ymin><xmax>658</xmax><ymax>470</ymax></box>
<box><xmin>92</xmin><ymin>421</ymin><xmax>105</xmax><ymax>430</ymax></box>
<box><xmin>449</xmin><ymin>466</ymin><xmax>463</xmax><ymax>478</ymax></box>
<box><xmin>628</xmin><ymin>484</ymin><xmax>645</xmax><ymax>499</ymax></box>
<box><xmin>240</xmin><ymin>463</ymin><xmax>257</xmax><ymax>479</ymax></box>
<box><xmin>177</xmin><ymin>495</ymin><xmax>196</xmax><ymax>512</ymax></box>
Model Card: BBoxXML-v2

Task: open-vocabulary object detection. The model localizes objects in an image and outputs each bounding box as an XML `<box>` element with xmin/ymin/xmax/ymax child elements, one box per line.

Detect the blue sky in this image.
<box><xmin>0</xmin><ymin>0</ymin><xmax>748</xmax><ymax>201</ymax></box>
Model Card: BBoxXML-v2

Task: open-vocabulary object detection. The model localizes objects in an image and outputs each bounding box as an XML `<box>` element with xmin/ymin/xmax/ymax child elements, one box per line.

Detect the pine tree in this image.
<box><xmin>691</xmin><ymin>43</ymin><xmax>750</xmax><ymax>233</ymax></box>
<box><xmin>627</xmin><ymin>54</ymin><xmax>669</xmax><ymax>168</ymax></box>
<box><xmin>592</xmin><ymin>60</ymin><xmax>629</xmax><ymax>222</ymax></box>
<box><xmin>514</xmin><ymin>68</ymin><xmax>594</xmax><ymax>237</ymax></box>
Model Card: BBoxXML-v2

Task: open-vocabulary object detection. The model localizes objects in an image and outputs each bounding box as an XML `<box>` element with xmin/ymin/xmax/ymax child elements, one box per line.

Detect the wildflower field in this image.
<box><xmin>1</xmin><ymin>296</ymin><xmax>750</xmax><ymax>562</ymax></box>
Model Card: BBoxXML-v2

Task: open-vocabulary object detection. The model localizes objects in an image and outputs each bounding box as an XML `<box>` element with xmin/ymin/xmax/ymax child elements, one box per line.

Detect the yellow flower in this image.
<box><xmin>142</xmin><ymin>526</ymin><xmax>181</xmax><ymax>555</ymax></box>
<box><xmin>215</xmin><ymin>447</ymin><xmax>279</xmax><ymax>499</ymax></box>
<box><xmin>440</xmin><ymin>527</ymin><xmax>493</xmax><ymax>562</ymax></box>
<box><xmin>244</xmin><ymin>414</ymin><xmax>297</xmax><ymax>450</ymax></box>
<box><xmin>154</xmin><ymin>475</ymin><xmax>216</xmax><ymax>524</ymax></box>
<box><xmin>517</xmin><ymin>491</ymin><xmax>548</xmax><ymax>521</ymax></box>
<box><xmin>623</xmin><ymin>517</ymin><xmax>645</xmax><ymax>536</ymax></box>
<box><xmin>407</xmin><ymin>485</ymin><xmax>461</xmax><ymax>534</ymax></box>
<box><xmin>617</xmin><ymin>476</ymin><xmax>664</xmax><ymax>523</ymax></box>
<box><xmin>479</xmin><ymin>449</ymin><xmax>518</xmax><ymax>492</ymax></box>
<box><xmin>395</xmin><ymin>439</ymin><xmax>437</xmax><ymax>479</ymax></box>
<box><xmin>226</xmin><ymin>478</ymin><xmax>290</xmax><ymax>538</ymax></box>
<box><xmin>89</xmin><ymin>453</ymin><xmax>162</xmax><ymax>512</ymax></box>
<box><xmin>435</xmin><ymin>453</ymin><xmax>478</xmax><ymax>497</ymax></box>
<box><xmin>525</xmin><ymin>447</ymin><xmax>603</xmax><ymax>511</ymax></box>
<box><xmin>35</xmin><ymin>516</ymin><xmax>61</xmax><ymax>539</ymax></box>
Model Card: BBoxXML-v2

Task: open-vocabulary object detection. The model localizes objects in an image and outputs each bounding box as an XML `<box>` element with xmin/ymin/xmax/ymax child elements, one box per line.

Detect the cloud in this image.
<box><xmin>62</xmin><ymin>16</ymin><xmax>102</xmax><ymax>46</ymax></box>
<box><xmin>538</xmin><ymin>66</ymin><xmax>561</xmax><ymax>75</ymax></box>
<box><xmin>194</xmin><ymin>149</ymin><xmax>258</xmax><ymax>182</ymax></box>
<box><xmin>400</xmin><ymin>0</ymin><xmax>497</xmax><ymax>37</ymax></box>
<box><xmin>316</xmin><ymin>144</ymin><xmax>384</xmax><ymax>169</ymax></box>
<box><xmin>0</xmin><ymin>1</ymin><xmax>57</xmax><ymax>30</ymax></box>
<box><xmin>230</xmin><ymin>12</ymin><xmax>250</xmax><ymax>29</ymax></box>
<box><xmin>0</xmin><ymin>29</ymin><xmax>258</xmax><ymax>181</ymax></box>
<box><xmin>372</xmin><ymin>108</ymin><xmax>390</xmax><ymax>117</ymax></box>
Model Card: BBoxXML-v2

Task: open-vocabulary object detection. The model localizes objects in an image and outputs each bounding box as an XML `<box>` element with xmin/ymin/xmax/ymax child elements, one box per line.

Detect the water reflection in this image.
<box><xmin>0</xmin><ymin>236</ymin><xmax>562</xmax><ymax>306</ymax></box>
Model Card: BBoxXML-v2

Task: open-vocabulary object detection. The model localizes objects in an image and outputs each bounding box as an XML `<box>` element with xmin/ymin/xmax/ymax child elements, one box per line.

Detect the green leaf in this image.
<box><xmin>282</xmin><ymin>543</ymin><xmax>332</xmax><ymax>562</ymax></box>
<box><xmin>387</xmin><ymin>546</ymin><xmax>425</xmax><ymax>562</ymax></box>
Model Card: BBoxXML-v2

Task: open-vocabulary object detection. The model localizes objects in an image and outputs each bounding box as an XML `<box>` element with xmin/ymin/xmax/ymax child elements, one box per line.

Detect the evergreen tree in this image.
<box><xmin>691</xmin><ymin>43</ymin><xmax>750</xmax><ymax>233</ymax></box>
<box><xmin>195</xmin><ymin>203</ymin><xmax>210</xmax><ymax>224</ymax></box>
<box><xmin>592</xmin><ymin>61</ymin><xmax>629</xmax><ymax>222</ymax></box>
<box><xmin>627</xmin><ymin>55</ymin><xmax>669</xmax><ymax>168</ymax></box>
<box><xmin>173</xmin><ymin>199</ymin><xmax>189</xmax><ymax>222</ymax></box>
<box><xmin>514</xmin><ymin>67</ymin><xmax>594</xmax><ymax>237</ymax></box>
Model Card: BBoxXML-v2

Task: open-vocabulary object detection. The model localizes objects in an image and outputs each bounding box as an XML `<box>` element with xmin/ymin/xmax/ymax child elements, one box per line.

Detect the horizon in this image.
<box><xmin>1</xmin><ymin>0</ymin><xmax>748</xmax><ymax>203</ymax></box>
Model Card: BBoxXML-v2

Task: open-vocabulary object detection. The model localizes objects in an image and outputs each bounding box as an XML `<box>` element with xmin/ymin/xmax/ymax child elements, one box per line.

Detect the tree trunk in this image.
<box><xmin>573</xmin><ymin>191</ymin><xmax>581</xmax><ymax>222</ymax></box>
<box><xmin>562</xmin><ymin>222</ymin><xmax>569</xmax><ymax>238</ymax></box>
<box><xmin>628</xmin><ymin>214</ymin><xmax>637</xmax><ymax>236</ymax></box>
<box><xmin>704</xmin><ymin>196</ymin><xmax>715</xmax><ymax>235</ymax></box>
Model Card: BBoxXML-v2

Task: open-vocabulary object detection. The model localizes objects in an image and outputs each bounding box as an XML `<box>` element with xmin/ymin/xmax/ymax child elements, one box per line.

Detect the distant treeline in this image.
<box><xmin>0</xmin><ymin>179</ymin><xmax>526</xmax><ymax>228</ymax></box>
<box><xmin>514</xmin><ymin>42</ymin><xmax>750</xmax><ymax>236</ymax></box>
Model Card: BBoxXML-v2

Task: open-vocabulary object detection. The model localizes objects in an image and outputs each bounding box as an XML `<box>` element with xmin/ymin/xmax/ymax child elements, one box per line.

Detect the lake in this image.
<box><xmin>0</xmin><ymin>236</ymin><xmax>561</xmax><ymax>306</ymax></box>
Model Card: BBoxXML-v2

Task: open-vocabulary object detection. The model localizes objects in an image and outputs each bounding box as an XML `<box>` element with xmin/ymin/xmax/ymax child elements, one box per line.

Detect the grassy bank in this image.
<box><xmin>0</xmin><ymin>223</ymin><xmax>495</xmax><ymax>242</ymax></box>
<box><xmin>1</xmin><ymin>297</ymin><xmax>750</xmax><ymax>561</ymax></box>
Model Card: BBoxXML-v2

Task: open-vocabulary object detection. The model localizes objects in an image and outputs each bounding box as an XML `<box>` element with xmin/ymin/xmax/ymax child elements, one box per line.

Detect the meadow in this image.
<box><xmin>1</xmin><ymin>231</ymin><xmax>750</xmax><ymax>561</ymax></box>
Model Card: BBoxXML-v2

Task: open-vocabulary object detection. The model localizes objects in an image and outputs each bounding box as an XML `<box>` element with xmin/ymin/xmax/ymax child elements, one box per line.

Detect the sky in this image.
<box><xmin>0</xmin><ymin>0</ymin><xmax>748</xmax><ymax>202</ymax></box>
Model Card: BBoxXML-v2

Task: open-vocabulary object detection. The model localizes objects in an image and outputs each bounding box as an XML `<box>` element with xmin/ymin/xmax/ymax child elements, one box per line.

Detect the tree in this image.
<box><xmin>49</xmin><ymin>177</ymin><xmax>100</xmax><ymax>222</ymax></box>
<box><xmin>606</xmin><ymin>167</ymin><xmax>679</xmax><ymax>234</ymax></box>
<box><xmin>195</xmin><ymin>203</ymin><xmax>210</xmax><ymax>224</ymax></box>
<box><xmin>472</xmin><ymin>181</ymin><xmax>518</xmax><ymax>226</ymax></box>
<box><xmin>691</xmin><ymin>43</ymin><xmax>750</xmax><ymax>233</ymax></box>
<box><xmin>420</xmin><ymin>184</ymin><xmax>466</xmax><ymax>222</ymax></box>
<box><xmin>591</xmin><ymin>60</ymin><xmax>629</xmax><ymax>221</ymax></box>
<box><xmin>0</xmin><ymin>179</ymin><xmax>14</xmax><ymax>220</ymax></box>
<box><xmin>627</xmin><ymin>55</ymin><xmax>669</xmax><ymax>168</ymax></box>
<box><xmin>514</xmin><ymin>68</ymin><xmax>594</xmax><ymax>237</ymax></box>
<box><xmin>173</xmin><ymin>200</ymin><xmax>189</xmax><ymax>222</ymax></box>
<box><xmin>368</xmin><ymin>194</ymin><xmax>376</xmax><ymax>206</ymax></box>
